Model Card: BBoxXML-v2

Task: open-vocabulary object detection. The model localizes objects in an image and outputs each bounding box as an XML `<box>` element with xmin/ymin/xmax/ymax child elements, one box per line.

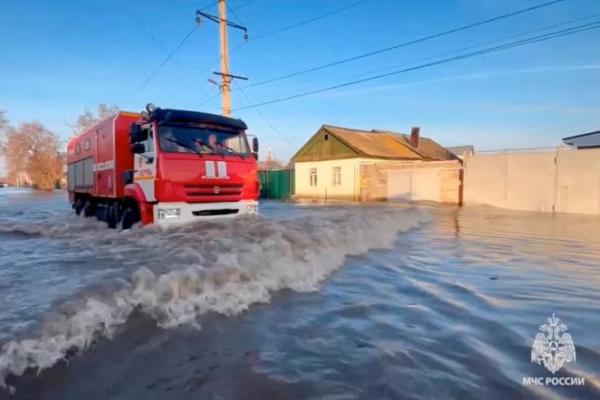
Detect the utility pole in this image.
<box><xmin>218</xmin><ymin>0</ymin><xmax>230</xmax><ymax>116</ymax></box>
<box><xmin>196</xmin><ymin>3</ymin><xmax>248</xmax><ymax>117</ymax></box>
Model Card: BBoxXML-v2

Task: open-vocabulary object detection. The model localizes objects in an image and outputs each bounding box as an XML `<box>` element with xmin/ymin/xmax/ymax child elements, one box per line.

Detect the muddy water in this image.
<box><xmin>0</xmin><ymin>189</ymin><xmax>599</xmax><ymax>399</ymax></box>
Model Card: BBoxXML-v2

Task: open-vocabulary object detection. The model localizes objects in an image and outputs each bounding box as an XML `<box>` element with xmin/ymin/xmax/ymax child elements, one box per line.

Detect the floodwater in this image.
<box><xmin>0</xmin><ymin>188</ymin><xmax>599</xmax><ymax>400</ymax></box>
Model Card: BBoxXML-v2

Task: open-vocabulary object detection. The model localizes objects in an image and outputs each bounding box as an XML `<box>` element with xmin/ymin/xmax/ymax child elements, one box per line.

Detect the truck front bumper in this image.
<box><xmin>153</xmin><ymin>200</ymin><xmax>258</xmax><ymax>225</ymax></box>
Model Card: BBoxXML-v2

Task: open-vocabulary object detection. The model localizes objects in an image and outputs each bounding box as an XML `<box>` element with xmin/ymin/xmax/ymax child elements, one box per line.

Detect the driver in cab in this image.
<box><xmin>197</xmin><ymin>133</ymin><xmax>224</xmax><ymax>153</ymax></box>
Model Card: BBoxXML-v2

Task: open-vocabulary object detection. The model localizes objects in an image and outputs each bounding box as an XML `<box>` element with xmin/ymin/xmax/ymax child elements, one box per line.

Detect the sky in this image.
<box><xmin>1</xmin><ymin>0</ymin><xmax>599</xmax><ymax>173</ymax></box>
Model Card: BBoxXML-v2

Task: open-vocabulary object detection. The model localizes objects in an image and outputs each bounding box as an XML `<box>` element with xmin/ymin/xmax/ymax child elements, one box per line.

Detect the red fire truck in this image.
<box><xmin>66</xmin><ymin>104</ymin><xmax>259</xmax><ymax>228</ymax></box>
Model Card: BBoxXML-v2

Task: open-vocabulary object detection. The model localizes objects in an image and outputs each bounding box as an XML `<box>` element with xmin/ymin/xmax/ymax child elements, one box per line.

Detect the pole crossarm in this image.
<box><xmin>195</xmin><ymin>1</ymin><xmax>248</xmax><ymax>116</ymax></box>
<box><xmin>213</xmin><ymin>71</ymin><xmax>249</xmax><ymax>81</ymax></box>
<box><xmin>195</xmin><ymin>10</ymin><xmax>248</xmax><ymax>37</ymax></box>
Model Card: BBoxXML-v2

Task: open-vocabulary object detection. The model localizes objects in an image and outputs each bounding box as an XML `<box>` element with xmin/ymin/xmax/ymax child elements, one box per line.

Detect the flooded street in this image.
<box><xmin>0</xmin><ymin>189</ymin><xmax>599</xmax><ymax>399</ymax></box>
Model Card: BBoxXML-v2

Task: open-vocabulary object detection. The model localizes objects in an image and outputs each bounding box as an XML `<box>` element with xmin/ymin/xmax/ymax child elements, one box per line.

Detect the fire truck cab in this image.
<box><xmin>67</xmin><ymin>105</ymin><xmax>259</xmax><ymax>228</ymax></box>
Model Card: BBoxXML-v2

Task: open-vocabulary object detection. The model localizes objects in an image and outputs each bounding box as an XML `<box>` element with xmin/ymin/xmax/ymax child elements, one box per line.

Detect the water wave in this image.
<box><xmin>0</xmin><ymin>206</ymin><xmax>430</xmax><ymax>386</ymax></box>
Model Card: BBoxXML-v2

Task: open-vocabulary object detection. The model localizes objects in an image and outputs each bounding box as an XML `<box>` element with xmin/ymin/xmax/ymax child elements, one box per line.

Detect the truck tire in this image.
<box><xmin>74</xmin><ymin>199</ymin><xmax>84</xmax><ymax>215</ymax></box>
<box><xmin>106</xmin><ymin>203</ymin><xmax>118</xmax><ymax>229</ymax></box>
<box><xmin>120</xmin><ymin>206</ymin><xmax>140</xmax><ymax>230</ymax></box>
<box><xmin>83</xmin><ymin>201</ymin><xmax>95</xmax><ymax>218</ymax></box>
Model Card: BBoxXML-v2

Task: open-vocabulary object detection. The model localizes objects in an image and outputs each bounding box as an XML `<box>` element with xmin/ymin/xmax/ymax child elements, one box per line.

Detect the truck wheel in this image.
<box><xmin>120</xmin><ymin>207</ymin><xmax>139</xmax><ymax>230</ymax></box>
<box><xmin>74</xmin><ymin>199</ymin><xmax>84</xmax><ymax>215</ymax></box>
<box><xmin>97</xmin><ymin>205</ymin><xmax>107</xmax><ymax>222</ymax></box>
<box><xmin>106</xmin><ymin>204</ymin><xmax>118</xmax><ymax>229</ymax></box>
<box><xmin>83</xmin><ymin>201</ymin><xmax>95</xmax><ymax>218</ymax></box>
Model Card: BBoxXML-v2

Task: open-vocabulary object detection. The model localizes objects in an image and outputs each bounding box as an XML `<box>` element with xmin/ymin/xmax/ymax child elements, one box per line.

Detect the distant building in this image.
<box><xmin>291</xmin><ymin>125</ymin><xmax>457</xmax><ymax>201</ymax></box>
<box><xmin>562</xmin><ymin>130</ymin><xmax>600</xmax><ymax>149</ymax></box>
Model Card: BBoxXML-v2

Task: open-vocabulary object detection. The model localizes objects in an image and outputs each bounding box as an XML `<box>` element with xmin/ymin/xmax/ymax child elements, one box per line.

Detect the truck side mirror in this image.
<box><xmin>131</xmin><ymin>143</ymin><xmax>146</xmax><ymax>154</ymax></box>
<box><xmin>129</xmin><ymin>124</ymin><xmax>147</xmax><ymax>143</ymax></box>
<box><xmin>252</xmin><ymin>137</ymin><xmax>259</xmax><ymax>153</ymax></box>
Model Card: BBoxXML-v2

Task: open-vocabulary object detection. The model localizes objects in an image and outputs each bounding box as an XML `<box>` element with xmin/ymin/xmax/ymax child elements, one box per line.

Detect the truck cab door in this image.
<box><xmin>133</xmin><ymin>124</ymin><xmax>156</xmax><ymax>201</ymax></box>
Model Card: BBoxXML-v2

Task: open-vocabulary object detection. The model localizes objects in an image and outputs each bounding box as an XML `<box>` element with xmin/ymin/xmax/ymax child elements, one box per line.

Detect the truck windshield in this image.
<box><xmin>158</xmin><ymin>125</ymin><xmax>250</xmax><ymax>156</ymax></box>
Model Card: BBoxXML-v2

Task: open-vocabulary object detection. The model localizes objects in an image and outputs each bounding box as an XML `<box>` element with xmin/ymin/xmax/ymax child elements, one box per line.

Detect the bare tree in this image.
<box><xmin>0</xmin><ymin>110</ymin><xmax>6</xmax><ymax>132</ymax></box>
<box><xmin>0</xmin><ymin>110</ymin><xmax>8</xmax><ymax>151</ymax></box>
<box><xmin>2</xmin><ymin>121</ymin><xmax>63</xmax><ymax>189</ymax></box>
<box><xmin>70</xmin><ymin>103</ymin><xmax>119</xmax><ymax>137</ymax></box>
<box><xmin>0</xmin><ymin>110</ymin><xmax>12</xmax><ymax>182</ymax></box>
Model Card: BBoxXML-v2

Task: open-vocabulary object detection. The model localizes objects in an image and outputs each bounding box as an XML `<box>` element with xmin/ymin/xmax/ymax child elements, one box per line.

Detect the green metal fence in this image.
<box><xmin>258</xmin><ymin>169</ymin><xmax>294</xmax><ymax>199</ymax></box>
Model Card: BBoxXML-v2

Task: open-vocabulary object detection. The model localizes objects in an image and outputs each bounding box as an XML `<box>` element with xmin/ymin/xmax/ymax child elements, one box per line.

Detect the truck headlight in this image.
<box><xmin>158</xmin><ymin>208</ymin><xmax>181</xmax><ymax>219</ymax></box>
<box><xmin>246</xmin><ymin>203</ymin><xmax>258</xmax><ymax>214</ymax></box>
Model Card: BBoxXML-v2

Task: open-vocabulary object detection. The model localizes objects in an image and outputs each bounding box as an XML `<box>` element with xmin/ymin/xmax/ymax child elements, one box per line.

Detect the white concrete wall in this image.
<box><xmin>555</xmin><ymin>148</ymin><xmax>600</xmax><ymax>214</ymax></box>
<box><xmin>464</xmin><ymin>147</ymin><xmax>600</xmax><ymax>215</ymax></box>
<box><xmin>294</xmin><ymin>158</ymin><xmax>378</xmax><ymax>200</ymax></box>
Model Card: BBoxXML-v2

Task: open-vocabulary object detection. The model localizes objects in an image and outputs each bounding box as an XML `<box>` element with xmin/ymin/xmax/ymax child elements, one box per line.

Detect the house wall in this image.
<box><xmin>463</xmin><ymin>147</ymin><xmax>600</xmax><ymax>215</ymax></box>
<box><xmin>360</xmin><ymin>160</ymin><xmax>462</xmax><ymax>204</ymax></box>
<box><xmin>294</xmin><ymin>158</ymin><xmax>380</xmax><ymax>200</ymax></box>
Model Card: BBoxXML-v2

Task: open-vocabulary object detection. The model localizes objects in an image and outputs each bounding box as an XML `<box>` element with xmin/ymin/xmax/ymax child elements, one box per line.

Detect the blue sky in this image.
<box><xmin>1</xmin><ymin>0</ymin><xmax>599</xmax><ymax>170</ymax></box>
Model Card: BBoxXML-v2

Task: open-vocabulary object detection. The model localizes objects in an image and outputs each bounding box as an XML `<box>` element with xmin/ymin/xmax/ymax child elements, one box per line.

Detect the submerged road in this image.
<box><xmin>0</xmin><ymin>189</ymin><xmax>599</xmax><ymax>399</ymax></box>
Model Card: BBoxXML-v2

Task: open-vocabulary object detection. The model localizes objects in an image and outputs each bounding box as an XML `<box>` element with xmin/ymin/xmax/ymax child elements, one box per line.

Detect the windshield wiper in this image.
<box><xmin>203</xmin><ymin>140</ymin><xmax>246</xmax><ymax>159</ymax></box>
<box><xmin>194</xmin><ymin>139</ymin><xmax>215</xmax><ymax>153</ymax></box>
<box><xmin>222</xmin><ymin>144</ymin><xmax>247</xmax><ymax>159</ymax></box>
<box><xmin>193</xmin><ymin>139</ymin><xmax>227</xmax><ymax>159</ymax></box>
<box><xmin>165</xmin><ymin>138</ymin><xmax>203</xmax><ymax>158</ymax></box>
<box><xmin>195</xmin><ymin>139</ymin><xmax>231</xmax><ymax>159</ymax></box>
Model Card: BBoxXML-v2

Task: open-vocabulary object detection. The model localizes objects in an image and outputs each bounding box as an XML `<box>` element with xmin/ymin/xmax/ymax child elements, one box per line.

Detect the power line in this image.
<box><xmin>196</xmin><ymin>0</ymin><xmax>372</xmax><ymax>105</ymax></box>
<box><xmin>227</xmin><ymin>2</ymin><xmax>245</xmax><ymax>26</ymax></box>
<box><xmin>225</xmin><ymin>0</ymin><xmax>369</xmax><ymax>53</ymax></box>
<box><xmin>195</xmin><ymin>62</ymin><xmax>295</xmax><ymax>147</ymax></box>
<box><xmin>171</xmin><ymin>0</ymin><xmax>254</xmax><ymax>11</ymax></box>
<box><xmin>232</xmin><ymin>20</ymin><xmax>600</xmax><ymax>111</ymax></box>
<box><xmin>115</xmin><ymin>0</ymin><xmax>200</xmax><ymax>79</ymax></box>
<box><xmin>199</xmin><ymin>92</ymin><xmax>220</xmax><ymax>108</ymax></box>
<box><xmin>239</xmin><ymin>0</ymin><xmax>569</xmax><ymax>90</ymax></box>
<box><xmin>171</xmin><ymin>0</ymin><xmax>214</xmax><ymax>10</ymax></box>
<box><xmin>115</xmin><ymin>0</ymin><xmax>165</xmax><ymax>51</ymax></box>
<box><xmin>234</xmin><ymin>81</ymin><xmax>296</xmax><ymax>148</ymax></box>
<box><xmin>334</xmin><ymin>13</ymin><xmax>600</xmax><ymax>85</ymax></box>
<box><xmin>193</xmin><ymin>0</ymin><xmax>255</xmax><ymax>106</ymax></box>
<box><xmin>250</xmin><ymin>0</ymin><xmax>370</xmax><ymax>42</ymax></box>
<box><xmin>132</xmin><ymin>25</ymin><xmax>198</xmax><ymax>96</ymax></box>
<box><xmin>233</xmin><ymin>0</ymin><xmax>261</xmax><ymax>11</ymax></box>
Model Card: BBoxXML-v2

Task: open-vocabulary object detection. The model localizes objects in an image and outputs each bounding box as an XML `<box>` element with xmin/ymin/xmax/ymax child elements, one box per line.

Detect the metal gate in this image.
<box><xmin>258</xmin><ymin>169</ymin><xmax>294</xmax><ymax>199</ymax></box>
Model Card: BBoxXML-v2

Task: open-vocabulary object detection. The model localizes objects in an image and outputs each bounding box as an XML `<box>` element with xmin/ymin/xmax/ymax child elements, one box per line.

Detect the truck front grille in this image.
<box><xmin>183</xmin><ymin>183</ymin><xmax>243</xmax><ymax>203</ymax></box>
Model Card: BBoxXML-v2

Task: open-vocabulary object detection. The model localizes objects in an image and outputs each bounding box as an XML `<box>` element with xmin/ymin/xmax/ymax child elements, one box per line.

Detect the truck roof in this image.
<box><xmin>149</xmin><ymin>108</ymin><xmax>247</xmax><ymax>130</ymax></box>
<box><xmin>68</xmin><ymin>111</ymin><xmax>140</xmax><ymax>144</ymax></box>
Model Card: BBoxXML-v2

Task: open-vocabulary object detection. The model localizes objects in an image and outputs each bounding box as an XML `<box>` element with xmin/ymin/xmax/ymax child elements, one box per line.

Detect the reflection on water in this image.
<box><xmin>250</xmin><ymin>204</ymin><xmax>600</xmax><ymax>399</ymax></box>
<box><xmin>0</xmin><ymin>189</ymin><xmax>599</xmax><ymax>399</ymax></box>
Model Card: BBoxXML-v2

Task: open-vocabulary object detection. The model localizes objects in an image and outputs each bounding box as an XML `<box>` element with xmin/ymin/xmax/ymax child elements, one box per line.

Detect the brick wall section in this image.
<box><xmin>360</xmin><ymin>164</ymin><xmax>388</xmax><ymax>201</ymax></box>
<box><xmin>360</xmin><ymin>160</ymin><xmax>463</xmax><ymax>204</ymax></box>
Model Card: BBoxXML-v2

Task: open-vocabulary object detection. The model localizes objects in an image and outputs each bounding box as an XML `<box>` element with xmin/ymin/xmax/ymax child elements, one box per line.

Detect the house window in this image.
<box><xmin>309</xmin><ymin>168</ymin><xmax>317</xmax><ymax>186</ymax></box>
<box><xmin>84</xmin><ymin>139</ymin><xmax>91</xmax><ymax>151</ymax></box>
<box><xmin>332</xmin><ymin>166</ymin><xmax>341</xmax><ymax>186</ymax></box>
<box><xmin>75</xmin><ymin>143</ymin><xmax>81</xmax><ymax>154</ymax></box>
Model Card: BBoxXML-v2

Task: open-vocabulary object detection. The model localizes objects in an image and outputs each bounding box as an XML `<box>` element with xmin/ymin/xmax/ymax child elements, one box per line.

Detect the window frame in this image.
<box><xmin>332</xmin><ymin>166</ymin><xmax>341</xmax><ymax>186</ymax></box>
<box><xmin>309</xmin><ymin>167</ymin><xmax>318</xmax><ymax>187</ymax></box>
